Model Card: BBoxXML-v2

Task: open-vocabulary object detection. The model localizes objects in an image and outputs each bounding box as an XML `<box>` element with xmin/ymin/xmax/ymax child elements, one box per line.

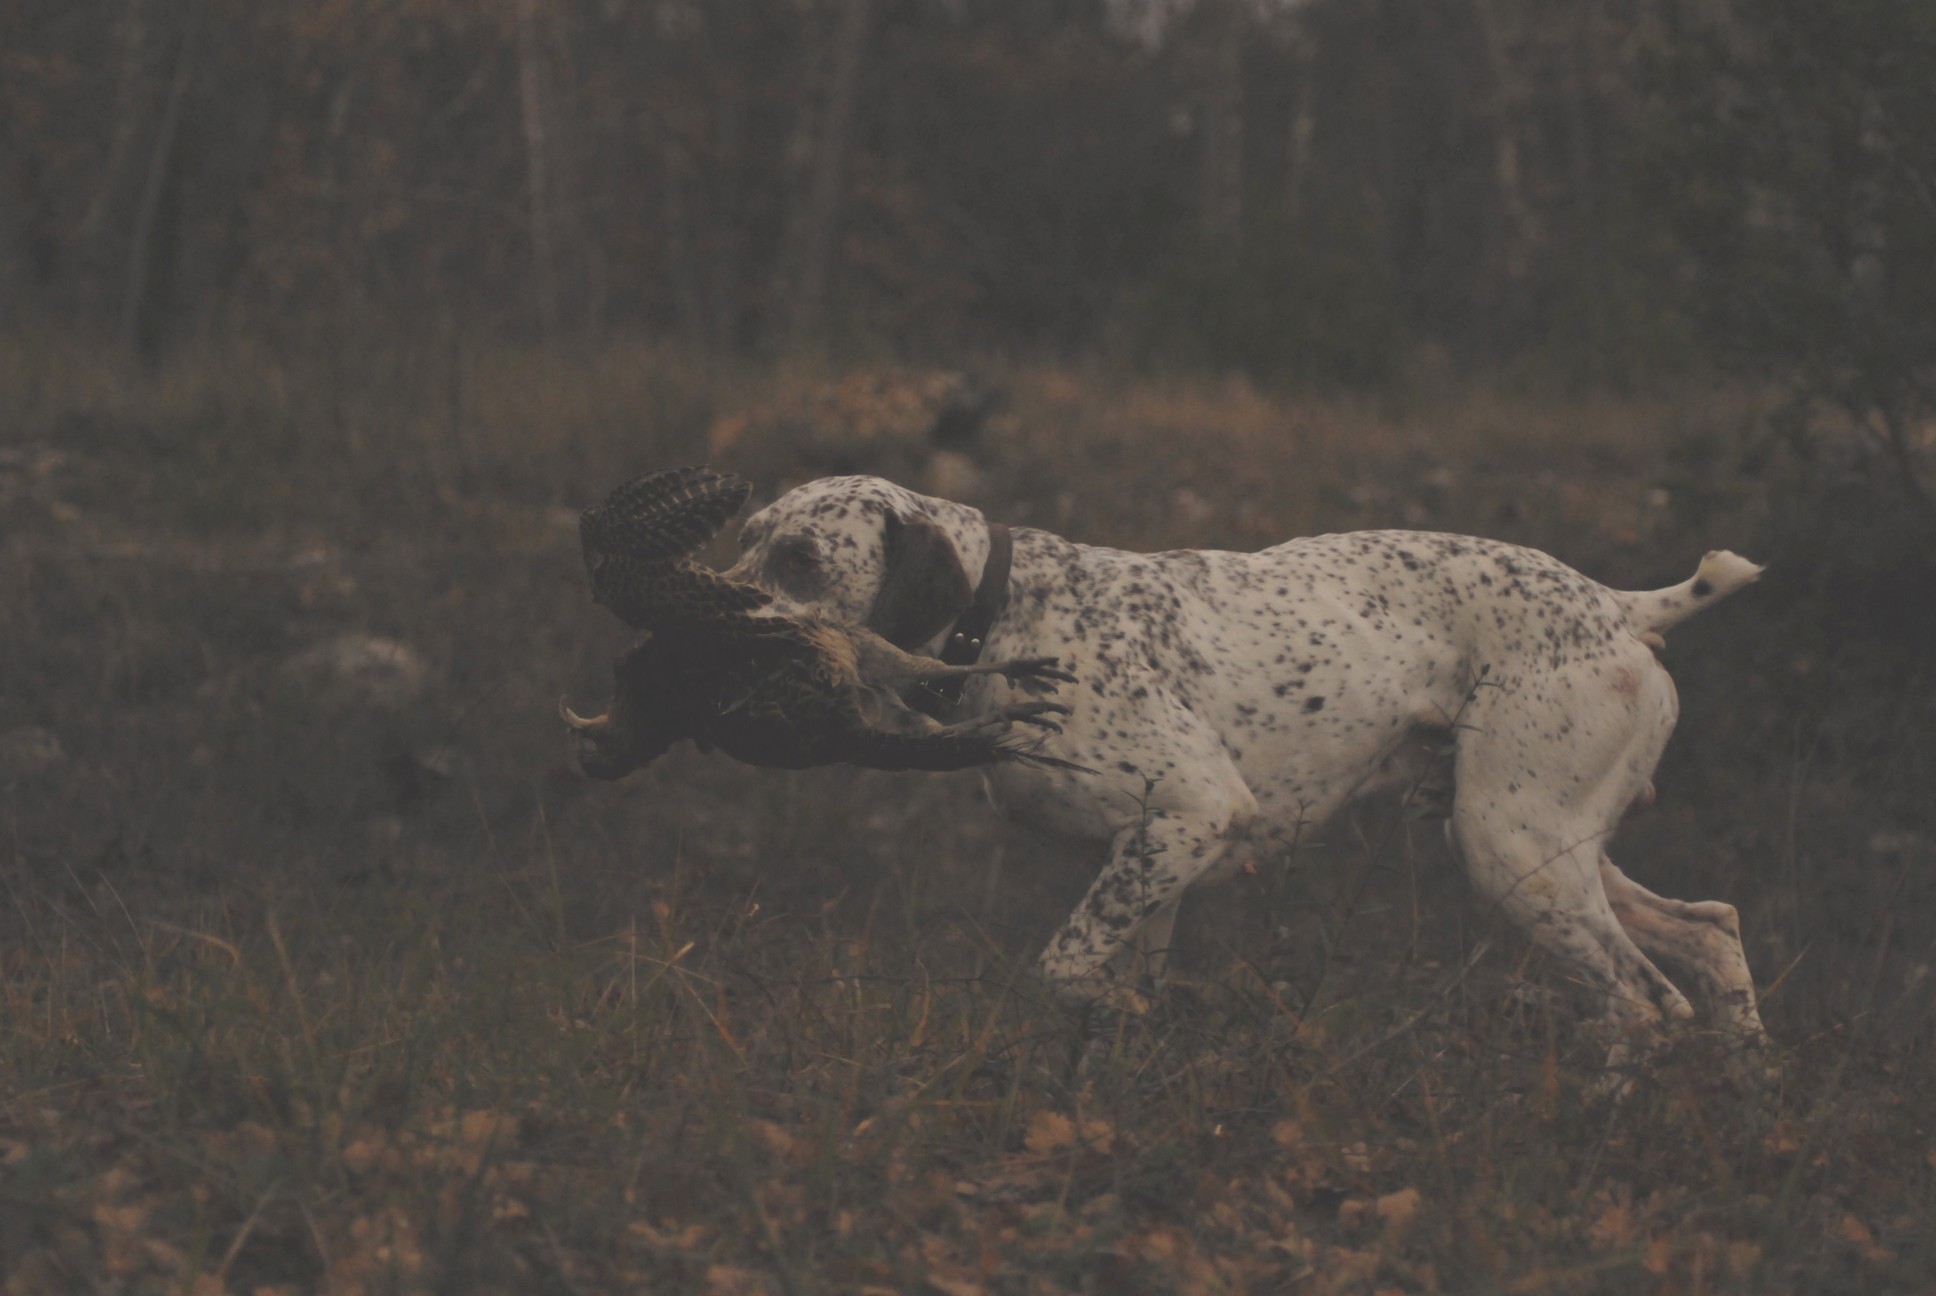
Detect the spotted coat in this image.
<box><xmin>727</xmin><ymin>475</ymin><xmax>1770</xmax><ymax>1052</ymax></box>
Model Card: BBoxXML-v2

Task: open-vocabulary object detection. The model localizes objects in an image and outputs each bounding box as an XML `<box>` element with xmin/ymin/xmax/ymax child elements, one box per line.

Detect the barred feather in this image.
<box><xmin>581</xmin><ymin>466</ymin><xmax>772</xmax><ymax>629</ymax></box>
<box><xmin>581</xmin><ymin>467</ymin><xmax>753</xmax><ymax>564</ymax></box>
<box><xmin>594</xmin><ymin>558</ymin><xmax>774</xmax><ymax>629</ymax></box>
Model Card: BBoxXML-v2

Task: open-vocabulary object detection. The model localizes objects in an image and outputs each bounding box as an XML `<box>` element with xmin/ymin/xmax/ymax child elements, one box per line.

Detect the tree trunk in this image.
<box><xmin>1850</xmin><ymin>91</ymin><xmax>1888</xmax><ymax>306</ymax></box>
<box><xmin>772</xmin><ymin>0</ymin><xmax>873</xmax><ymax>354</ymax></box>
<box><xmin>1469</xmin><ymin>0</ymin><xmax>1535</xmax><ymax>351</ymax></box>
<box><xmin>1199</xmin><ymin>0</ymin><xmax>1245</xmax><ymax>250</ymax></box>
<box><xmin>1284</xmin><ymin>19</ymin><xmax>1317</xmax><ymax>224</ymax></box>
<box><xmin>121</xmin><ymin>11</ymin><xmax>195</xmax><ymax>363</ymax></box>
<box><xmin>661</xmin><ymin>137</ymin><xmax>700</xmax><ymax>340</ymax></box>
<box><xmin>0</xmin><ymin>144</ymin><xmax>22</xmax><ymax>326</ymax></box>
<box><xmin>707</xmin><ymin>92</ymin><xmax>748</xmax><ymax>351</ymax></box>
<box><xmin>515</xmin><ymin>0</ymin><xmax>559</xmax><ymax>344</ymax></box>
<box><xmin>82</xmin><ymin>0</ymin><xmax>148</xmax><ymax>264</ymax></box>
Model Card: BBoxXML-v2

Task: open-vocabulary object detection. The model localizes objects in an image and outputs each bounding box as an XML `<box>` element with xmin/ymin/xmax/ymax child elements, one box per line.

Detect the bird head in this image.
<box><xmin>561</xmin><ymin>637</ymin><xmax>683</xmax><ymax>779</ymax></box>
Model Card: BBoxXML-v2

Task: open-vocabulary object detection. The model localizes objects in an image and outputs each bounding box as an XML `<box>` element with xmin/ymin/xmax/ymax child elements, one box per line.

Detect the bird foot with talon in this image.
<box><xmin>999</xmin><ymin>700</ymin><xmax>1073</xmax><ymax>732</ymax></box>
<box><xmin>994</xmin><ymin>656</ymin><xmax>1079</xmax><ymax>693</ymax></box>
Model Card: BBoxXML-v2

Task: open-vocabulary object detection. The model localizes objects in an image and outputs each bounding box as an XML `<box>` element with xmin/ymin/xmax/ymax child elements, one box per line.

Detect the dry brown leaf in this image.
<box><xmin>628</xmin><ymin>1219</ymin><xmax>713</xmax><ymax>1254</ymax></box>
<box><xmin>98</xmin><ymin>1164</ymin><xmax>139</xmax><ymax>1197</ymax></box>
<box><xmin>705</xmin><ymin>1263</ymin><xmax>773</xmax><ymax>1295</ymax></box>
<box><xmin>1023</xmin><ymin>1110</ymin><xmax>1076</xmax><ymax>1155</ymax></box>
<box><xmin>1082</xmin><ymin>1192</ymin><xmax>1120</xmax><ymax>1219</ymax></box>
<box><xmin>142</xmin><ymin>1236</ymin><xmax>190</xmax><ymax>1271</ymax></box>
<box><xmin>913</xmin><ymin>1232</ymin><xmax>988</xmax><ymax>1296</ymax></box>
<box><xmin>213</xmin><ymin>1121</ymin><xmax>278</xmax><ymax>1161</ymax></box>
<box><xmin>1125</xmin><ymin>1226</ymin><xmax>1182</xmax><ymax>1262</ymax></box>
<box><xmin>1836</xmin><ymin>1214</ymin><xmax>1894</xmax><ymax>1261</ymax></box>
<box><xmin>1764</xmin><ymin>1121</ymin><xmax>1805</xmax><ymax>1155</ymax></box>
<box><xmin>1588</xmin><ymin>1201</ymin><xmax>1635</xmax><ymax>1251</ymax></box>
<box><xmin>1320</xmin><ymin>1245</ymin><xmax>1381</xmax><ymax>1287</ymax></box>
<box><xmin>340</xmin><ymin>1126</ymin><xmax>391</xmax><ymax>1175</ymax></box>
<box><xmin>1260</xmin><ymin>1174</ymin><xmax>1298</xmax><ymax>1216</ymax></box>
<box><xmin>747</xmin><ymin>1118</ymin><xmax>798</xmax><ymax>1162</ymax></box>
<box><xmin>91</xmin><ymin>1200</ymin><xmax>153</xmax><ymax>1235</ymax></box>
<box><xmin>100</xmin><ymin>1233</ymin><xmax>146</xmax><ymax>1279</ymax></box>
<box><xmin>459</xmin><ymin>1108</ymin><xmax>520</xmax><ymax>1149</ymax></box>
<box><xmin>760</xmin><ymin>1179</ymin><xmax>810</xmax><ymax>1228</ymax></box>
<box><xmin>1076</xmin><ymin>1116</ymin><xmax>1116</xmax><ymax>1155</ymax></box>
<box><xmin>1376</xmin><ymin>1187</ymin><xmax>1422</xmax><ymax>1237</ymax></box>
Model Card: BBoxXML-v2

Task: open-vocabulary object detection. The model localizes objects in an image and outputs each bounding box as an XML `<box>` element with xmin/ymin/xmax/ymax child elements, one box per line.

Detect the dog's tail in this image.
<box><xmin>1613</xmin><ymin>550</ymin><xmax>1763</xmax><ymax>638</ymax></box>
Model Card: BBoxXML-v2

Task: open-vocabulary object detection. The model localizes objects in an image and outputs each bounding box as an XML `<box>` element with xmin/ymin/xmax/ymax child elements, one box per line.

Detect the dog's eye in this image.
<box><xmin>767</xmin><ymin>537</ymin><xmax>823</xmax><ymax>595</ymax></box>
<box><xmin>772</xmin><ymin>538</ymin><xmax>816</xmax><ymax>568</ymax></box>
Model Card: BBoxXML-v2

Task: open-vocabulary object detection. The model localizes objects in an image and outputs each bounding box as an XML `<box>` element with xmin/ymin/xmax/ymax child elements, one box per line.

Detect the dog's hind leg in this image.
<box><xmin>1599</xmin><ymin>859</ymin><xmax>1767</xmax><ymax>1044</ymax></box>
<box><xmin>1447</xmin><ymin>656</ymin><xmax>1696</xmax><ymax>1053</ymax></box>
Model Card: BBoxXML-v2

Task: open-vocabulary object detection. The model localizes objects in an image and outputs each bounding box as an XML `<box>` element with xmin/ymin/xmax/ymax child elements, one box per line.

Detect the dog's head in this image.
<box><xmin>727</xmin><ymin>475</ymin><xmax>983</xmax><ymax>652</ymax></box>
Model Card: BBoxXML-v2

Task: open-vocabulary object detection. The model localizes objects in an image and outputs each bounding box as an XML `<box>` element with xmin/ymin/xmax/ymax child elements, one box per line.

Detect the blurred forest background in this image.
<box><xmin>6</xmin><ymin>1</ymin><xmax>1936</xmax><ymax>1292</ymax></box>
<box><xmin>0</xmin><ymin>0</ymin><xmax>1927</xmax><ymax>401</ymax></box>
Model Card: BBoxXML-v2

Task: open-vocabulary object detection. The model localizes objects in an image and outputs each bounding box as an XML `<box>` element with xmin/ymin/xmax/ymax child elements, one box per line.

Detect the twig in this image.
<box><xmin>215</xmin><ymin>1181</ymin><xmax>281</xmax><ymax>1284</ymax></box>
<box><xmin>1313</xmin><ymin>938</ymin><xmax>1493</xmax><ymax>1080</ymax></box>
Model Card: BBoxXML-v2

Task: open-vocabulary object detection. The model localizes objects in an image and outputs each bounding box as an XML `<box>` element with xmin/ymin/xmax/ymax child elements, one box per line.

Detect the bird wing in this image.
<box><xmin>594</xmin><ymin>558</ymin><xmax>776</xmax><ymax>629</ymax></box>
<box><xmin>581</xmin><ymin>467</ymin><xmax>777</xmax><ymax>629</ymax></box>
<box><xmin>581</xmin><ymin>467</ymin><xmax>753</xmax><ymax>564</ymax></box>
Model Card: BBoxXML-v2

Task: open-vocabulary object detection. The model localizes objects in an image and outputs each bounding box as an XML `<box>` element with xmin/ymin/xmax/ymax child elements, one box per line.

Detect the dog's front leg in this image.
<box><xmin>1039</xmin><ymin>774</ymin><xmax>1256</xmax><ymax>1011</ymax></box>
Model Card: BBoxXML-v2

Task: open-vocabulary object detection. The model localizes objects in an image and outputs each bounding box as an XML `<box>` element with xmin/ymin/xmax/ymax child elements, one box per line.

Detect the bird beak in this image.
<box><xmin>559</xmin><ymin>698</ymin><xmax>610</xmax><ymax>731</ymax></box>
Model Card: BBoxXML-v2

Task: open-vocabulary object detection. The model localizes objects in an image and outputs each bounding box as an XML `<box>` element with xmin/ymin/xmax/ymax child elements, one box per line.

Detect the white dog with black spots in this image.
<box><xmin>726</xmin><ymin>475</ymin><xmax>1770</xmax><ymax>1063</ymax></box>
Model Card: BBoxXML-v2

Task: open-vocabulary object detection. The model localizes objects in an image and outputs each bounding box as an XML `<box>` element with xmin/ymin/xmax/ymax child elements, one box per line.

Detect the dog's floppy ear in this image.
<box><xmin>866</xmin><ymin>511</ymin><xmax>973</xmax><ymax>649</ymax></box>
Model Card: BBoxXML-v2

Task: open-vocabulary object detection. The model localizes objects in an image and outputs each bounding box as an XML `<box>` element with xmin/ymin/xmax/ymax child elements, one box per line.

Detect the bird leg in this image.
<box><xmin>849</xmin><ymin>629</ymin><xmax>1075</xmax><ymax>696</ymax></box>
<box><xmin>934</xmin><ymin>700</ymin><xmax>1071</xmax><ymax>738</ymax></box>
<box><xmin>916</xmin><ymin>655</ymin><xmax>1078</xmax><ymax>696</ymax></box>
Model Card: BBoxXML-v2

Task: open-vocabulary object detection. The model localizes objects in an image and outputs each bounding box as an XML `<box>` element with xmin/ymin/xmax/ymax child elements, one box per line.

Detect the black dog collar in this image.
<box><xmin>916</xmin><ymin>522</ymin><xmax>1012</xmax><ymax>716</ymax></box>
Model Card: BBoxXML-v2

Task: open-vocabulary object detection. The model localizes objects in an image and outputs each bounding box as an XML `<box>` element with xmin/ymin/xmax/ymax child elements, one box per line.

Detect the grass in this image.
<box><xmin>2</xmin><ymin>332</ymin><xmax>1934</xmax><ymax>1293</ymax></box>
